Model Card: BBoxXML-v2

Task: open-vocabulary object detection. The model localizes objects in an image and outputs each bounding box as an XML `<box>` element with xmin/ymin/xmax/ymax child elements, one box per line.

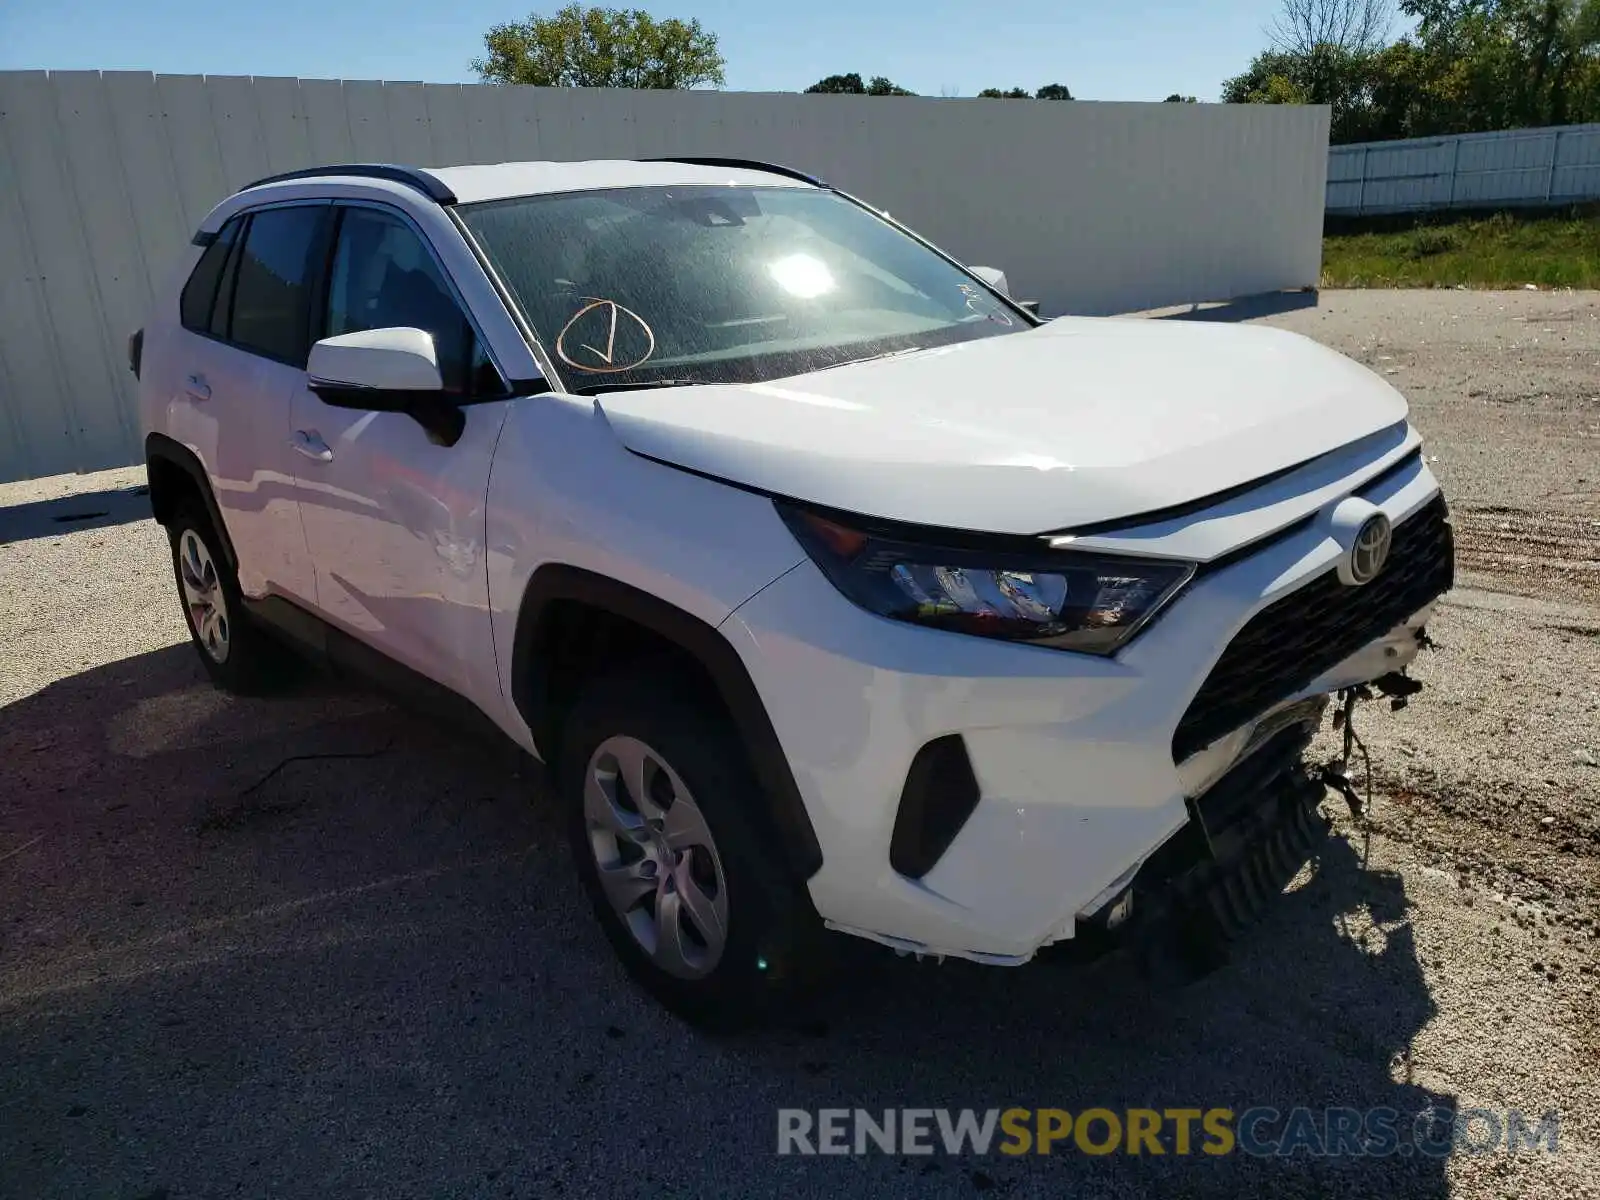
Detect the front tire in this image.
<box><xmin>167</xmin><ymin>509</ymin><xmax>293</xmax><ymax>694</ymax></box>
<box><xmin>559</xmin><ymin>668</ymin><xmax>825</xmax><ymax>1030</ymax></box>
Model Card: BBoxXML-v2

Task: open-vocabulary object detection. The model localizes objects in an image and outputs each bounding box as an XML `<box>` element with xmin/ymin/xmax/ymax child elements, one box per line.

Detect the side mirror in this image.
<box><xmin>968</xmin><ymin>266</ymin><xmax>1011</xmax><ymax>296</ymax></box>
<box><xmin>308</xmin><ymin>327</ymin><xmax>443</xmax><ymax>405</ymax></box>
<box><xmin>307</xmin><ymin>327</ymin><xmax>463</xmax><ymax>447</ymax></box>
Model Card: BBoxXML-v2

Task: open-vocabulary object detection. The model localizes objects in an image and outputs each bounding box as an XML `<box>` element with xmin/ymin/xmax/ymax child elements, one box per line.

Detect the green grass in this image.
<box><xmin>1321</xmin><ymin>206</ymin><xmax>1600</xmax><ymax>289</ymax></box>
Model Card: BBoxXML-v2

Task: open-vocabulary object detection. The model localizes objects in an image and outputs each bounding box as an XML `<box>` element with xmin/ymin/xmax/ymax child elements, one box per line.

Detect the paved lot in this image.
<box><xmin>2</xmin><ymin>290</ymin><xmax>1597</xmax><ymax>1199</ymax></box>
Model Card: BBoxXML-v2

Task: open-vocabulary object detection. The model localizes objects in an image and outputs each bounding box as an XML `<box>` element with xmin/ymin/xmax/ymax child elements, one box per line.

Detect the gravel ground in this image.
<box><xmin>2</xmin><ymin>289</ymin><xmax>1597</xmax><ymax>1199</ymax></box>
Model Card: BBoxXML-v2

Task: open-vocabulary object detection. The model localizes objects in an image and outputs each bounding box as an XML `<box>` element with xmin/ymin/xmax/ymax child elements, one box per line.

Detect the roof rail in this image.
<box><xmin>239</xmin><ymin>163</ymin><xmax>457</xmax><ymax>204</ymax></box>
<box><xmin>640</xmin><ymin>157</ymin><xmax>829</xmax><ymax>188</ymax></box>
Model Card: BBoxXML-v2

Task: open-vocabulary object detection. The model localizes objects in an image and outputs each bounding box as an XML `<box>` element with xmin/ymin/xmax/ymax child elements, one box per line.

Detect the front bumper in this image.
<box><xmin>719</xmin><ymin>452</ymin><xmax>1448</xmax><ymax>963</ymax></box>
<box><xmin>1062</xmin><ymin>712</ymin><xmax>1335</xmax><ymax>975</ymax></box>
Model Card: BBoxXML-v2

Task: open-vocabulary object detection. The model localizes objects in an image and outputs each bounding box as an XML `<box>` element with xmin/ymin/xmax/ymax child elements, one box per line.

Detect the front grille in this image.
<box><xmin>1172</xmin><ymin>494</ymin><xmax>1454</xmax><ymax>761</ymax></box>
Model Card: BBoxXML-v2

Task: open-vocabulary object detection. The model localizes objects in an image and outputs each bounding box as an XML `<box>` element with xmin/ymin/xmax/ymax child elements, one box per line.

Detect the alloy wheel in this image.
<box><xmin>178</xmin><ymin>528</ymin><xmax>230</xmax><ymax>664</ymax></box>
<box><xmin>583</xmin><ymin>734</ymin><xmax>730</xmax><ymax>979</ymax></box>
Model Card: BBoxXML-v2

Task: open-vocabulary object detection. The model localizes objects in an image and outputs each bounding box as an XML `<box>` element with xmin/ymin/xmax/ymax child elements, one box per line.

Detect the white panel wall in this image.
<box><xmin>0</xmin><ymin>72</ymin><xmax>1330</xmax><ymax>482</ymax></box>
<box><xmin>1328</xmin><ymin>123</ymin><xmax>1600</xmax><ymax>215</ymax></box>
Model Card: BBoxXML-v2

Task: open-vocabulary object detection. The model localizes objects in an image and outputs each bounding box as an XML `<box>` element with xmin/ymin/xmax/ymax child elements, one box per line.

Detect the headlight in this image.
<box><xmin>777</xmin><ymin>503</ymin><xmax>1195</xmax><ymax>655</ymax></box>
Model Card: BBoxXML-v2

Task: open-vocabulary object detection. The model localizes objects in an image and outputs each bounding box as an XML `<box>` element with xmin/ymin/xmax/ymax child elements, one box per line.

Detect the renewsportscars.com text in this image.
<box><xmin>776</xmin><ymin>1107</ymin><xmax>1559</xmax><ymax>1158</ymax></box>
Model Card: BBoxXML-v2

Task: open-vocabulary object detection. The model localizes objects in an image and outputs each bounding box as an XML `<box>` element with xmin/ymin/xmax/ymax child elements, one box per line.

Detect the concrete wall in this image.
<box><xmin>0</xmin><ymin>72</ymin><xmax>1331</xmax><ymax>482</ymax></box>
<box><xmin>1328</xmin><ymin>123</ymin><xmax>1600</xmax><ymax>215</ymax></box>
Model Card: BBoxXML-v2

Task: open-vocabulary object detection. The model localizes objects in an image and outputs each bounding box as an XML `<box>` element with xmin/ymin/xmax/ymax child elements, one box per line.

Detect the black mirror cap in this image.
<box><xmin>128</xmin><ymin>329</ymin><xmax>144</xmax><ymax>378</ymax></box>
<box><xmin>308</xmin><ymin>380</ymin><xmax>420</xmax><ymax>413</ymax></box>
<box><xmin>308</xmin><ymin>382</ymin><xmax>466</xmax><ymax>449</ymax></box>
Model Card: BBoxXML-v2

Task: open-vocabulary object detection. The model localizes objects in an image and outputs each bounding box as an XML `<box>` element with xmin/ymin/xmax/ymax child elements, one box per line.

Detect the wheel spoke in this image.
<box><xmin>663</xmin><ymin>794</ymin><xmax>714</xmax><ymax>853</ymax></box>
<box><xmin>596</xmin><ymin>857</ymin><xmax>656</xmax><ymax>915</ymax></box>
<box><xmin>585</xmin><ymin>770</ymin><xmax>645</xmax><ymax>842</ymax></box>
<box><xmin>610</xmin><ymin>737</ymin><xmax>666</xmax><ymax>823</ymax></box>
<box><xmin>653</xmin><ymin>888</ymin><xmax>693</xmax><ymax>976</ymax></box>
<box><xmin>673</xmin><ymin>857</ymin><xmax>725</xmax><ymax>953</ymax></box>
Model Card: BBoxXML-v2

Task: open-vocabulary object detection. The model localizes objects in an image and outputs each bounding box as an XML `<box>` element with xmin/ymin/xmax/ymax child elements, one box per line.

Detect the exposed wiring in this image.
<box><xmin>238</xmin><ymin>740</ymin><xmax>395</xmax><ymax>797</ymax></box>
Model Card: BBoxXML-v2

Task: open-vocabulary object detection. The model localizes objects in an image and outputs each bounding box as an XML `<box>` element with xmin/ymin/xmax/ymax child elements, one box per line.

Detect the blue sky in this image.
<box><xmin>2</xmin><ymin>0</ymin><xmax>1287</xmax><ymax>102</ymax></box>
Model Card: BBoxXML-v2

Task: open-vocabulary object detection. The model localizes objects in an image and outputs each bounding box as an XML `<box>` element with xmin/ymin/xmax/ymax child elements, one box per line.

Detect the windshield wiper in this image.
<box><xmin>813</xmin><ymin>345</ymin><xmax>924</xmax><ymax>373</ymax></box>
<box><xmin>569</xmin><ymin>379</ymin><xmax>702</xmax><ymax>397</ymax></box>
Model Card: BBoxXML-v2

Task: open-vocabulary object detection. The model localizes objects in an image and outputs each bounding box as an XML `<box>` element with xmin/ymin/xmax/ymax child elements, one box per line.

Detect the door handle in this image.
<box><xmin>184</xmin><ymin>374</ymin><xmax>211</xmax><ymax>402</ymax></box>
<box><xmin>290</xmin><ymin>429</ymin><xmax>334</xmax><ymax>463</ymax></box>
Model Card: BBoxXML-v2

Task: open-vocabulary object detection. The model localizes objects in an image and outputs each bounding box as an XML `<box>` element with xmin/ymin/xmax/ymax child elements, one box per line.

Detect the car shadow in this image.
<box><xmin>0</xmin><ymin>485</ymin><xmax>153</xmax><ymax>544</ymax></box>
<box><xmin>0</xmin><ymin>644</ymin><xmax>1451</xmax><ymax>1199</ymax></box>
<box><xmin>1155</xmin><ymin>290</ymin><xmax>1321</xmax><ymax>324</ymax></box>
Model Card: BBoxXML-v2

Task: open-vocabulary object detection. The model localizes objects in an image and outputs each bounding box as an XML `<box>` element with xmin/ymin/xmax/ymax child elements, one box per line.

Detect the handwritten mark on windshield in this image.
<box><xmin>957</xmin><ymin>283</ymin><xmax>1014</xmax><ymax>326</ymax></box>
<box><xmin>556</xmin><ymin>298</ymin><xmax>656</xmax><ymax>373</ymax></box>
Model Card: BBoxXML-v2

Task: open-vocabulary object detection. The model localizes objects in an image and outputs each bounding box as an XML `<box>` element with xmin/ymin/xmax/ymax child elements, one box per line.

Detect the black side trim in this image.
<box><xmin>143</xmin><ymin>433</ymin><xmax>238</xmax><ymax>571</ymax></box>
<box><xmin>243</xmin><ymin>596</ymin><xmax>512</xmax><ymax>746</ymax></box>
<box><xmin>512</xmin><ymin>565</ymin><xmax>823</xmax><ymax>880</ymax></box>
<box><xmin>240</xmin><ymin>163</ymin><xmax>458</xmax><ymax>205</ymax></box>
<box><xmin>240</xmin><ymin>594</ymin><xmax>327</xmax><ymax>657</ymax></box>
<box><xmin>640</xmin><ymin>156</ymin><xmax>830</xmax><ymax>188</ymax></box>
<box><xmin>889</xmin><ymin>735</ymin><xmax>981</xmax><ymax>879</ymax></box>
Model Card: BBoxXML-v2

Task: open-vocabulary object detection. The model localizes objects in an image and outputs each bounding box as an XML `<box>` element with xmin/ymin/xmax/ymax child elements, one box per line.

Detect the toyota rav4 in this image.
<box><xmin>133</xmin><ymin>158</ymin><xmax>1454</xmax><ymax>1027</ymax></box>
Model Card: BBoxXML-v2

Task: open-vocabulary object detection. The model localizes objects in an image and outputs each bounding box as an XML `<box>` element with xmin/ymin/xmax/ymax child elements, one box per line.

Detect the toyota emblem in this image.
<box><xmin>1348</xmin><ymin>513</ymin><xmax>1393</xmax><ymax>585</ymax></box>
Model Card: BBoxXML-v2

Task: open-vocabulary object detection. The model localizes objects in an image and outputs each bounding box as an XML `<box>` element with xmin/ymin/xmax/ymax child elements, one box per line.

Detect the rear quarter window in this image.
<box><xmin>179</xmin><ymin>217</ymin><xmax>242</xmax><ymax>333</ymax></box>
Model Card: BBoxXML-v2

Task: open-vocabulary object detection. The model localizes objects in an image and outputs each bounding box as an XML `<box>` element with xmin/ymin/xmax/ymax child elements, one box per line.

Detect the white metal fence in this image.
<box><xmin>1327</xmin><ymin>122</ymin><xmax>1600</xmax><ymax>215</ymax></box>
<box><xmin>0</xmin><ymin>72</ymin><xmax>1331</xmax><ymax>483</ymax></box>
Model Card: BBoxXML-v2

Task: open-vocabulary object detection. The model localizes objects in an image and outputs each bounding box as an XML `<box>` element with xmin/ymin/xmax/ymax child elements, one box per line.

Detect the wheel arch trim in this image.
<box><xmin>144</xmin><ymin>432</ymin><xmax>238</xmax><ymax>571</ymax></box>
<box><xmin>511</xmin><ymin>564</ymin><xmax>823</xmax><ymax>881</ymax></box>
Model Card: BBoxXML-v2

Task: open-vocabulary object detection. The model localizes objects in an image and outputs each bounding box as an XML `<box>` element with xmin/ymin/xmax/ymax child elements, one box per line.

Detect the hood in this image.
<box><xmin>596</xmin><ymin>317</ymin><xmax>1408</xmax><ymax>534</ymax></box>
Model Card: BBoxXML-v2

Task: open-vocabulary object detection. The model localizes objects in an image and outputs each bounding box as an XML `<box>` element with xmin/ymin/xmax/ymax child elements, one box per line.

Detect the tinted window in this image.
<box><xmin>229</xmin><ymin>205</ymin><xmax>324</xmax><ymax>364</ymax></box>
<box><xmin>324</xmin><ymin>206</ymin><xmax>484</xmax><ymax>395</ymax></box>
<box><xmin>209</xmin><ymin>221</ymin><xmax>243</xmax><ymax>337</ymax></box>
<box><xmin>179</xmin><ymin>216</ymin><xmax>242</xmax><ymax>333</ymax></box>
<box><xmin>459</xmin><ymin>185</ymin><xmax>1027</xmax><ymax>394</ymax></box>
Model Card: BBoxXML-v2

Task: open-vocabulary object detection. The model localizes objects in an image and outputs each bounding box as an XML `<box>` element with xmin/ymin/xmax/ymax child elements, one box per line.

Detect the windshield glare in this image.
<box><xmin>458</xmin><ymin>185</ymin><xmax>1028</xmax><ymax>393</ymax></box>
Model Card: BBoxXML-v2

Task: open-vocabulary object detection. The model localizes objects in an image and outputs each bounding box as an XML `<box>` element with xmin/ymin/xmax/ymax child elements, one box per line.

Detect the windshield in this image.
<box><xmin>457</xmin><ymin>185</ymin><xmax>1030</xmax><ymax>393</ymax></box>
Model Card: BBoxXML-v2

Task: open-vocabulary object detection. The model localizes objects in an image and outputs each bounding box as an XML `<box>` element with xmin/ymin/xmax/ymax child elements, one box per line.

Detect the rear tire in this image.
<box><xmin>167</xmin><ymin>507</ymin><xmax>296</xmax><ymax>694</ymax></box>
<box><xmin>559</xmin><ymin>666</ymin><xmax>828</xmax><ymax>1030</ymax></box>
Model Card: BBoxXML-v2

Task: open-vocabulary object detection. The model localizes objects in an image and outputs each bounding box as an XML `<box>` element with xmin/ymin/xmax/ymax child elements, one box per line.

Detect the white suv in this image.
<box><xmin>134</xmin><ymin>159</ymin><xmax>1453</xmax><ymax>1026</ymax></box>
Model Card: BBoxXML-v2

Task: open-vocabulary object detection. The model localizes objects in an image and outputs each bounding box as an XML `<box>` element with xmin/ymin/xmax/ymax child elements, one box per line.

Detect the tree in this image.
<box><xmin>1164</xmin><ymin>93</ymin><xmax>1199</xmax><ymax>101</ymax></box>
<box><xmin>1222</xmin><ymin>44</ymin><xmax>1385</xmax><ymax>140</ymax></box>
<box><xmin>806</xmin><ymin>72</ymin><xmax>866</xmax><ymax>93</ymax></box>
<box><xmin>474</xmin><ymin>4</ymin><xmax>726</xmax><ymax>88</ymax></box>
<box><xmin>867</xmin><ymin>75</ymin><xmax>916</xmax><ymax>95</ymax></box>
<box><xmin>977</xmin><ymin>87</ymin><xmax>1033</xmax><ymax>97</ymax></box>
<box><xmin>1270</xmin><ymin>0</ymin><xmax>1396</xmax><ymax>54</ymax></box>
<box><xmin>804</xmin><ymin>72</ymin><xmax>914</xmax><ymax>95</ymax></box>
<box><xmin>1035</xmin><ymin>82</ymin><xmax>1073</xmax><ymax>99</ymax></box>
<box><xmin>1225</xmin><ymin>0</ymin><xmax>1600</xmax><ymax>143</ymax></box>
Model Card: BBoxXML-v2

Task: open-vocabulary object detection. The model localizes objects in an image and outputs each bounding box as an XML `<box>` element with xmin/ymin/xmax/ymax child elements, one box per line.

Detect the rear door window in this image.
<box><xmin>228</xmin><ymin>205</ymin><xmax>326</xmax><ymax>365</ymax></box>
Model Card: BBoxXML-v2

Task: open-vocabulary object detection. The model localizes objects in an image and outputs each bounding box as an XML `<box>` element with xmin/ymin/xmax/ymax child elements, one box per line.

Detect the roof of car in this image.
<box><xmin>193</xmin><ymin>158</ymin><xmax>825</xmax><ymax>244</ymax></box>
<box><xmin>231</xmin><ymin>159</ymin><xmax>819</xmax><ymax>207</ymax></box>
<box><xmin>430</xmin><ymin>159</ymin><xmax>817</xmax><ymax>203</ymax></box>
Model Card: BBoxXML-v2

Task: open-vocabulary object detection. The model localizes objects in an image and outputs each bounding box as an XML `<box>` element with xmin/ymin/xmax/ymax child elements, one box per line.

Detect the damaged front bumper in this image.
<box><xmin>1058</xmin><ymin>702</ymin><xmax>1336</xmax><ymax>974</ymax></box>
<box><xmin>725</xmin><ymin>461</ymin><xmax>1452</xmax><ymax>967</ymax></box>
